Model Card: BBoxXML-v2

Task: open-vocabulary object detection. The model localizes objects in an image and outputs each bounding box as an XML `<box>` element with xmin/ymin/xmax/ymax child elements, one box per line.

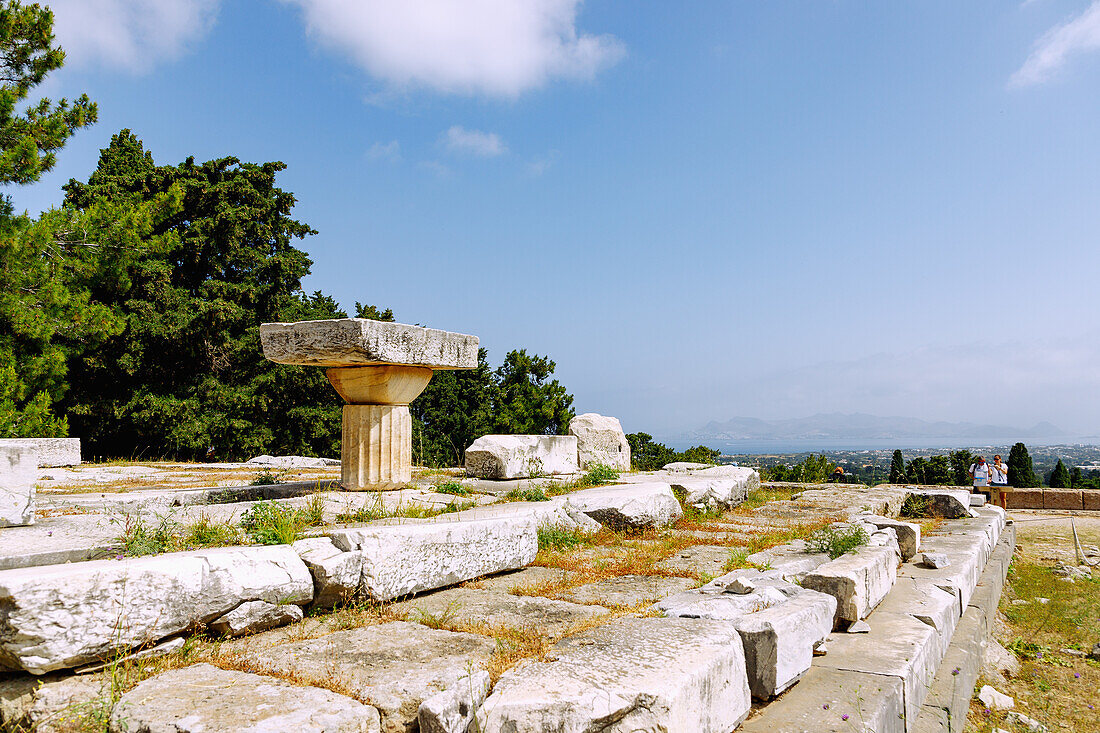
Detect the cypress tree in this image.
<box><xmin>1007</xmin><ymin>442</ymin><xmax>1039</xmax><ymax>488</ymax></box>
<box><xmin>889</xmin><ymin>449</ymin><xmax>905</xmax><ymax>483</ymax></box>
<box><xmin>1049</xmin><ymin>459</ymin><xmax>1071</xmax><ymax>489</ymax></box>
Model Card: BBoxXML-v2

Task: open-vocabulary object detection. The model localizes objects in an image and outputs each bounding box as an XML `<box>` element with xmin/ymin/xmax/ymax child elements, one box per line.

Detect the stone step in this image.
<box><xmin>390</xmin><ymin>586</ymin><xmax>610</xmax><ymax>634</ymax></box>
<box><xmin>110</xmin><ymin>663</ymin><xmax>381</xmax><ymax>732</ymax></box>
<box><xmin>802</xmin><ymin>542</ymin><xmax>900</xmax><ymax>627</ymax></box>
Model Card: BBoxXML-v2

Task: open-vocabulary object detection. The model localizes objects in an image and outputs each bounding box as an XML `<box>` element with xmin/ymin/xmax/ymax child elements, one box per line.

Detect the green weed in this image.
<box><xmin>435</xmin><ymin>480</ymin><xmax>470</xmax><ymax>496</ymax></box>
<box><xmin>805</xmin><ymin>524</ymin><xmax>869</xmax><ymax>560</ymax></box>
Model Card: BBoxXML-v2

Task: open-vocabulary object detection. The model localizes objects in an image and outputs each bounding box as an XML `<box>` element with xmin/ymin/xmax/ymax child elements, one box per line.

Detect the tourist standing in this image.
<box><xmin>969</xmin><ymin>455</ymin><xmax>991</xmax><ymax>500</ymax></box>
<box><xmin>990</xmin><ymin>454</ymin><xmax>1009</xmax><ymax>508</ymax></box>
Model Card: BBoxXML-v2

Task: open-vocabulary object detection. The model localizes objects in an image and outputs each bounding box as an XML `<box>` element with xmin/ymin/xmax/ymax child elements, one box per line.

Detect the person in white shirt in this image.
<box><xmin>989</xmin><ymin>454</ymin><xmax>1009</xmax><ymax>508</ymax></box>
<box><xmin>969</xmin><ymin>456</ymin><xmax>991</xmax><ymax>500</ymax></box>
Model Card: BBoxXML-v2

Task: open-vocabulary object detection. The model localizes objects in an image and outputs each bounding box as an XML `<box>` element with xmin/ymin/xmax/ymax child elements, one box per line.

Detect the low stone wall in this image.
<box><xmin>1004</xmin><ymin>488</ymin><xmax>1100</xmax><ymax>510</ymax></box>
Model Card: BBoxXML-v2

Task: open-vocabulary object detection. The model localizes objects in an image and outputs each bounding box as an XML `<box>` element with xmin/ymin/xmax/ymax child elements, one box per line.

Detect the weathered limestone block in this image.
<box><xmin>251</xmin><ymin>622</ymin><xmax>495</xmax><ymax>733</ymax></box>
<box><xmin>419</xmin><ymin>670</ymin><xmax>491</xmax><ymax>733</ymax></box>
<box><xmin>110</xmin><ymin>663</ymin><xmax>380</xmax><ymax>733</ymax></box>
<box><xmin>464</xmin><ymin>435</ymin><xmax>578</xmax><ymax>479</ymax></box>
<box><xmin>0</xmin><ymin>545</ymin><xmax>313</xmax><ymax>673</ymax></box>
<box><xmin>0</xmin><ymin>673</ymin><xmax>104</xmax><ymax>732</ymax></box>
<box><xmin>478</xmin><ymin>617</ymin><xmax>751</xmax><ymax>733</ymax></box>
<box><xmin>342</xmin><ymin>403</ymin><xmax>412</xmax><ymax>489</ymax></box>
<box><xmin>209</xmin><ymin>600</ymin><xmax>304</xmax><ymax>637</ymax></box>
<box><xmin>802</xmin><ymin>544</ymin><xmax>899</xmax><ymax>627</ymax></box>
<box><xmin>859</xmin><ymin>515</ymin><xmax>920</xmax><ymax>561</ymax></box>
<box><xmin>0</xmin><ymin>446</ymin><xmax>35</xmax><ymax>527</ymax></box>
<box><xmin>656</xmin><ymin>570</ymin><xmax>836</xmax><ymax>699</ymax></box>
<box><xmin>293</xmin><ymin>537</ymin><xmax>363</xmax><ymax>608</ymax></box>
<box><xmin>0</xmin><ymin>438</ymin><xmax>80</xmax><ymax>468</ymax></box>
<box><xmin>567</xmin><ymin>413</ymin><xmax>631</xmax><ymax>470</ymax></box>
<box><xmin>669</xmin><ymin>472</ymin><xmax>755</xmax><ymax>510</ymax></box>
<box><xmin>905</xmin><ymin>488</ymin><xmax>971</xmax><ymax>519</ymax></box>
<box><xmin>565</xmin><ymin>482</ymin><xmax>683</xmax><ymax>530</ymax></box>
<box><xmin>328</xmin><ymin>517</ymin><xmax>537</xmax><ymax>601</ymax></box>
<box><xmin>260</xmin><ymin>318</ymin><xmax>478</xmax><ymax>369</ymax></box>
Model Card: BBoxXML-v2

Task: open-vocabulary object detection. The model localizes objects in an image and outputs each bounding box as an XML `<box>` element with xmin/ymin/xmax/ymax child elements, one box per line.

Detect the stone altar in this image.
<box><xmin>261</xmin><ymin>318</ymin><xmax>478</xmax><ymax>489</ymax></box>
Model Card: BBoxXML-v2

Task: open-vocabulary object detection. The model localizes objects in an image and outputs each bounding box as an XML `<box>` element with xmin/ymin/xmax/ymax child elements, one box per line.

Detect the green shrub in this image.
<box><xmin>537</xmin><ymin>526</ymin><xmax>589</xmax><ymax>551</ymax></box>
<box><xmin>580</xmin><ymin>464</ymin><xmax>619</xmax><ymax>487</ymax></box>
<box><xmin>505</xmin><ymin>487</ymin><xmax>551</xmax><ymax>502</ymax></box>
<box><xmin>240</xmin><ymin>501</ymin><xmax>305</xmax><ymax>545</ymax></box>
<box><xmin>435</xmin><ymin>480</ymin><xmax>469</xmax><ymax>496</ymax></box>
<box><xmin>805</xmin><ymin>524</ymin><xmax>869</xmax><ymax>560</ymax></box>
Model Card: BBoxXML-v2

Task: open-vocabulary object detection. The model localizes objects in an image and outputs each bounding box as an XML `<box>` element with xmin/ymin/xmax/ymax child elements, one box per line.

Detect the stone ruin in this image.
<box><xmin>0</xmin><ymin>318</ymin><xmax>1018</xmax><ymax>733</ymax></box>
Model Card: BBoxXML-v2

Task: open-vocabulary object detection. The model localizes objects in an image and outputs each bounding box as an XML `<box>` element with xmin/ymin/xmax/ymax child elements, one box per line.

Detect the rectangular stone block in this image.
<box><xmin>566</xmin><ymin>482</ymin><xmax>683</xmax><ymax>530</ymax></box>
<box><xmin>803</xmin><ymin>545</ymin><xmax>899</xmax><ymax>627</ymax></box>
<box><xmin>1043</xmin><ymin>489</ymin><xmax>1082</xmax><ymax>510</ymax></box>
<box><xmin>0</xmin><ymin>438</ymin><xmax>80</xmax><ymax>467</ymax></box>
<box><xmin>1004</xmin><ymin>488</ymin><xmax>1042</xmax><ymax>509</ymax></box>
<box><xmin>478</xmin><ymin>616</ymin><xmax>751</xmax><ymax>733</ymax></box>
<box><xmin>738</xmin><ymin>666</ymin><xmax>905</xmax><ymax>733</ymax></box>
<box><xmin>0</xmin><ymin>546</ymin><xmax>313</xmax><ymax>673</ymax></box>
<box><xmin>817</xmin><ymin>610</ymin><xmax>941</xmax><ymax>728</ymax></box>
<box><xmin>464</xmin><ymin>435</ymin><xmax>578</xmax><ymax>479</ymax></box>
<box><xmin>260</xmin><ymin>318</ymin><xmax>478</xmax><ymax>369</ymax></box>
<box><xmin>1083</xmin><ymin>490</ymin><xmax>1100</xmax><ymax>511</ymax></box>
<box><xmin>328</xmin><ymin>517</ymin><xmax>537</xmax><ymax>601</ymax></box>
<box><xmin>0</xmin><ymin>446</ymin><xmax>35</xmax><ymax>528</ymax></box>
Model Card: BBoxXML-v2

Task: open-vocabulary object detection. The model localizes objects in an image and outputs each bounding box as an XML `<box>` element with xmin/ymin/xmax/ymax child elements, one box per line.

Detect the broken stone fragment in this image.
<box><xmin>109</xmin><ymin>663</ymin><xmax>380</xmax><ymax>733</ymax></box>
<box><xmin>208</xmin><ymin>600</ymin><xmax>304</xmax><ymax>638</ymax></box>
<box><xmin>567</xmin><ymin>413</ymin><xmax>631</xmax><ymax>471</ymax></box>
<box><xmin>858</xmin><ymin>514</ymin><xmax>921</xmax><ymax>561</ymax></box>
<box><xmin>846</xmin><ymin>620</ymin><xmax>871</xmax><ymax>633</ymax></box>
<box><xmin>724</xmin><ymin>577</ymin><xmax>756</xmax><ymax>595</ymax></box>
<box><xmin>921</xmin><ymin>552</ymin><xmax>951</xmax><ymax>569</ymax></box>
<box><xmin>0</xmin><ymin>445</ymin><xmax>36</xmax><ymax>527</ymax></box>
<box><xmin>978</xmin><ymin>684</ymin><xmax>1014</xmax><ymax>711</ymax></box>
<box><xmin>418</xmin><ymin>670</ymin><xmax>491</xmax><ymax>733</ymax></box>
<box><xmin>292</xmin><ymin>536</ymin><xmax>363</xmax><ymax>609</ymax></box>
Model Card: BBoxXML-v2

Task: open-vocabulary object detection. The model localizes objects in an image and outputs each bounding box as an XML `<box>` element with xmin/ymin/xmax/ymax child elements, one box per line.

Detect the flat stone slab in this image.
<box><xmin>738</xmin><ymin>666</ymin><xmax>905</xmax><ymax>733</ymax></box>
<box><xmin>391</xmin><ymin>587</ymin><xmax>609</xmax><ymax>635</ymax></box>
<box><xmin>554</xmin><ymin>574</ymin><xmax>697</xmax><ymax>607</ymax></box>
<box><xmin>655</xmin><ymin>544</ymin><xmax>733</xmax><ymax>577</ymax></box>
<box><xmin>0</xmin><ymin>445</ymin><xmax>36</xmax><ymax>527</ymax></box>
<box><xmin>478</xmin><ymin>616</ymin><xmax>751</xmax><ymax>732</ymax></box>
<box><xmin>0</xmin><ymin>545</ymin><xmax>313</xmax><ymax>673</ymax></box>
<box><xmin>0</xmin><ymin>439</ymin><xmax>80</xmax><ymax>468</ymax></box>
<box><xmin>803</xmin><ymin>544</ymin><xmax>899</xmax><ymax>627</ymax></box>
<box><xmin>248</xmin><ymin>622</ymin><xmax>494</xmax><ymax>733</ymax></box>
<box><xmin>565</xmin><ymin>482</ymin><xmax>683</xmax><ymax>530</ymax></box>
<box><xmin>260</xmin><ymin>318</ymin><xmax>478</xmax><ymax>369</ymax></box>
<box><xmin>746</xmin><ymin>539</ymin><xmax>831</xmax><ymax>580</ymax></box>
<box><xmin>657</xmin><ymin>569</ymin><xmax>836</xmax><ymax>699</ymax></box>
<box><xmin>469</xmin><ymin>566</ymin><xmax>577</xmax><ymax>593</ymax></box>
<box><xmin>0</xmin><ymin>671</ymin><xmax>104</xmax><ymax>732</ymax></box>
<box><xmin>328</xmin><ymin>516</ymin><xmax>537</xmax><ymax>601</ymax></box>
<box><xmin>110</xmin><ymin>663</ymin><xmax>380</xmax><ymax>732</ymax></box>
<box><xmin>464</xmin><ymin>435</ymin><xmax>578</xmax><ymax>479</ymax></box>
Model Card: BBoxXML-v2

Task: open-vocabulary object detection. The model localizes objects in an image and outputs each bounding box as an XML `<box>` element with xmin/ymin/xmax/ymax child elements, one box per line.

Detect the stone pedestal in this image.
<box><xmin>260</xmin><ymin>319</ymin><xmax>478</xmax><ymax>491</ymax></box>
<box><xmin>342</xmin><ymin>404</ymin><xmax>412</xmax><ymax>490</ymax></box>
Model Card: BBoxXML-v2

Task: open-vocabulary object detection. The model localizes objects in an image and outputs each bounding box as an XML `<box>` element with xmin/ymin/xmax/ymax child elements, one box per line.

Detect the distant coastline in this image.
<box><xmin>660</xmin><ymin>437</ymin><xmax>1100</xmax><ymax>455</ymax></box>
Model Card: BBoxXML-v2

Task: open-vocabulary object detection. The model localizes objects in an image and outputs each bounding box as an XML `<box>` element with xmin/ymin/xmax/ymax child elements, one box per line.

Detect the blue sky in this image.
<box><xmin>13</xmin><ymin>1</ymin><xmax>1100</xmax><ymax>438</ymax></box>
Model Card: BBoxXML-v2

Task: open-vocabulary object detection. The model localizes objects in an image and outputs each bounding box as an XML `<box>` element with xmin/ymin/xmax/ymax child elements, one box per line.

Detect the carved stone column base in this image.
<box><xmin>342</xmin><ymin>404</ymin><xmax>412</xmax><ymax>490</ymax></box>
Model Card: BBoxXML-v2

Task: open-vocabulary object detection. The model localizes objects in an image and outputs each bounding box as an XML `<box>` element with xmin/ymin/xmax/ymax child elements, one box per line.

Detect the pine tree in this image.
<box><xmin>1049</xmin><ymin>459</ymin><xmax>1071</xmax><ymax>489</ymax></box>
<box><xmin>889</xmin><ymin>449</ymin><xmax>905</xmax><ymax>483</ymax></box>
<box><xmin>1007</xmin><ymin>442</ymin><xmax>1039</xmax><ymax>488</ymax></box>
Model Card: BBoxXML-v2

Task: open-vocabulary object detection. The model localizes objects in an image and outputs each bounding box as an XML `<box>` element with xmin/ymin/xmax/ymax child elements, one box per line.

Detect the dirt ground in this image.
<box><xmin>965</xmin><ymin>510</ymin><xmax>1100</xmax><ymax>732</ymax></box>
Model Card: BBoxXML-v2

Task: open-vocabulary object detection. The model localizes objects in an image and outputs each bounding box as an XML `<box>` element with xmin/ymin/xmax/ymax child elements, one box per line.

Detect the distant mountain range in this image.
<box><xmin>688</xmin><ymin>413</ymin><xmax>1065</xmax><ymax>443</ymax></box>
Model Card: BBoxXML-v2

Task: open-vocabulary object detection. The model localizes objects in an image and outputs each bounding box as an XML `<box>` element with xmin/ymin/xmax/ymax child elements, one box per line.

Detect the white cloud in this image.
<box><xmin>525</xmin><ymin>150</ymin><xmax>559</xmax><ymax>176</ymax></box>
<box><xmin>365</xmin><ymin>140</ymin><xmax>401</xmax><ymax>161</ymax></box>
<box><xmin>419</xmin><ymin>160</ymin><xmax>453</xmax><ymax>178</ymax></box>
<box><xmin>1011</xmin><ymin>0</ymin><xmax>1100</xmax><ymax>86</ymax></box>
<box><xmin>443</xmin><ymin>126</ymin><xmax>506</xmax><ymax>157</ymax></box>
<box><xmin>45</xmin><ymin>0</ymin><xmax>219</xmax><ymax>72</ymax></box>
<box><xmin>280</xmin><ymin>0</ymin><xmax>625</xmax><ymax>97</ymax></box>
